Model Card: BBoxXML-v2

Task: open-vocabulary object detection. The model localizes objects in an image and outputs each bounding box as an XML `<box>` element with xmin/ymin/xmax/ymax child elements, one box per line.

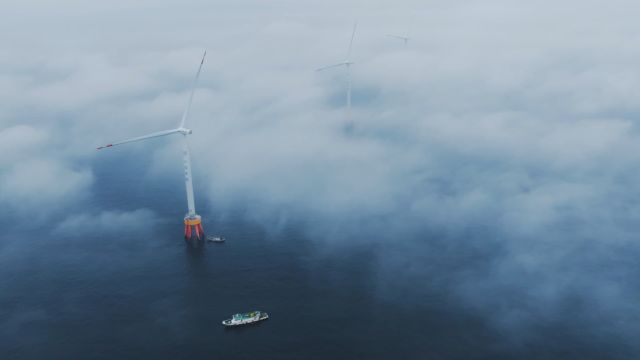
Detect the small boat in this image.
<box><xmin>222</xmin><ymin>311</ymin><xmax>269</xmax><ymax>327</ymax></box>
<box><xmin>206</xmin><ymin>235</ymin><xmax>225</xmax><ymax>243</ymax></box>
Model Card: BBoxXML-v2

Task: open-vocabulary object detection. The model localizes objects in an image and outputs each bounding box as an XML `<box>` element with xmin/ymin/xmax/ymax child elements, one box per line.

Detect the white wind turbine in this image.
<box><xmin>386</xmin><ymin>22</ymin><xmax>411</xmax><ymax>46</ymax></box>
<box><xmin>97</xmin><ymin>51</ymin><xmax>207</xmax><ymax>241</ymax></box>
<box><xmin>317</xmin><ymin>22</ymin><xmax>358</xmax><ymax>112</ymax></box>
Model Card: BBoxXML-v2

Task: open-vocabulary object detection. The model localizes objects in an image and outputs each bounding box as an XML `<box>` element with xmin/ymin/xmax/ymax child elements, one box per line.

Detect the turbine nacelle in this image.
<box><xmin>178</xmin><ymin>127</ymin><xmax>192</xmax><ymax>136</ymax></box>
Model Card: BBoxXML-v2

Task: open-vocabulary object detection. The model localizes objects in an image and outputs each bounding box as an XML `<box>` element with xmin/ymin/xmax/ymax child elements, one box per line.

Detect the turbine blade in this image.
<box><xmin>97</xmin><ymin>128</ymin><xmax>180</xmax><ymax>150</ymax></box>
<box><xmin>347</xmin><ymin>21</ymin><xmax>358</xmax><ymax>60</ymax></box>
<box><xmin>386</xmin><ymin>34</ymin><xmax>407</xmax><ymax>40</ymax></box>
<box><xmin>316</xmin><ymin>62</ymin><xmax>347</xmax><ymax>71</ymax></box>
<box><xmin>179</xmin><ymin>50</ymin><xmax>207</xmax><ymax>128</ymax></box>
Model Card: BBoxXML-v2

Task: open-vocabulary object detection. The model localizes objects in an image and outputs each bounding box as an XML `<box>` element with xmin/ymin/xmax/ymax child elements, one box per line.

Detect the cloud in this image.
<box><xmin>2</xmin><ymin>0</ymin><xmax>640</xmax><ymax>350</ymax></box>
<box><xmin>0</xmin><ymin>125</ymin><xmax>48</xmax><ymax>166</ymax></box>
<box><xmin>1</xmin><ymin>158</ymin><xmax>92</xmax><ymax>206</ymax></box>
<box><xmin>0</xmin><ymin>125</ymin><xmax>93</xmax><ymax>214</ymax></box>
<box><xmin>54</xmin><ymin>209</ymin><xmax>157</xmax><ymax>235</ymax></box>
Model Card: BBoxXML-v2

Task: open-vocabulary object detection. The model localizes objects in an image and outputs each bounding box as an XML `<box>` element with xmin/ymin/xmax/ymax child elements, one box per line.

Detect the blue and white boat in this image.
<box><xmin>222</xmin><ymin>311</ymin><xmax>269</xmax><ymax>326</ymax></box>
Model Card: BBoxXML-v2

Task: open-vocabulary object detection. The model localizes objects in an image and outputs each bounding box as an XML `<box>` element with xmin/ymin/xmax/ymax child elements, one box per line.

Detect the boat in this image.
<box><xmin>206</xmin><ymin>235</ymin><xmax>225</xmax><ymax>243</ymax></box>
<box><xmin>222</xmin><ymin>311</ymin><xmax>269</xmax><ymax>326</ymax></box>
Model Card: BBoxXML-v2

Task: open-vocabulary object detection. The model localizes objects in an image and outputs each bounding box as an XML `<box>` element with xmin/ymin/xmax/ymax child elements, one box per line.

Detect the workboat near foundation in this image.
<box><xmin>222</xmin><ymin>311</ymin><xmax>269</xmax><ymax>327</ymax></box>
<box><xmin>206</xmin><ymin>235</ymin><xmax>225</xmax><ymax>243</ymax></box>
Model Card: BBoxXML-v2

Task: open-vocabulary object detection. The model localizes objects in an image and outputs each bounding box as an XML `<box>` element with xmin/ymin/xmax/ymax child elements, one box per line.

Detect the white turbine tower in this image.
<box><xmin>97</xmin><ymin>51</ymin><xmax>207</xmax><ymax>241</ymax></box>
<box><xmin>317</xmin><ymin>21</ymin><xmax>358</xmax><ymax>113</ymax></box>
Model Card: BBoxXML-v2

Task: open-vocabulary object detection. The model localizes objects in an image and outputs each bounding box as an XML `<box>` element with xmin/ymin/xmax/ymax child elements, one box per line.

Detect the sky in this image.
<box><xmin>2</xmin><ymin>0</ymin><xmax>640</xmax><ymax>354</ymax></box>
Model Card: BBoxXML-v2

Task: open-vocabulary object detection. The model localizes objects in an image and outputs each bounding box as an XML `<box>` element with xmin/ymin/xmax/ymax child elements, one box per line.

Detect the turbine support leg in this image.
<box><xmin>196</xmin><ymin>223</ymin><xmax>205</xmax><ymax>238</ymax></box>
<box><xmin>184</xmin><ymin>223</ymin><xmax>192</xmax><ymax>239</ymax></box>
<box><xmin>184</xmin><ymin>214</ymin><xmax>204</xmax><ymax>241</ymax></box>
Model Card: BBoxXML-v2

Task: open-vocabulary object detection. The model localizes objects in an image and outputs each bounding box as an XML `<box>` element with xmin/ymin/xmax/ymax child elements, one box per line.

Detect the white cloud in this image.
<box><xmin>0</xmin><ymin>125</ymin><xmax>48</xmax><ymax>166</ymax></box>
<box><xmin>0</xmin><ymin>158</ymin><xmax>92</xmax><ymax>211</ymax></box>
<box><xmin>0</xmin><ymin>125</ymin><xmax>93</xmax><ymax>213</ymax></box>
<box><xmin>54</xmin><ymin>209</ymin><xmax>156</xmax><ymax>235</ymax></box>
<box><xmin>2</xmin><ymin>0</ymin><xmax>640</xmax><ymax>342</ymax></box>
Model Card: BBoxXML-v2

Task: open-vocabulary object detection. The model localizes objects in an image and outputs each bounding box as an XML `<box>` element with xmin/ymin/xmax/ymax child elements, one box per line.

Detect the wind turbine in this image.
<box><xmin>386</xmin><ymin>21</ymin><xmax>411</xmax><ymax>46</ymax></box>
<box><xmin>97</xmin><ymin>51</ymin><xmax>207</xmax><ymax>241</ymax></box>
<box><xmin>317</xmin><ymin>21</ymin><xmax>358</xmax><ymax>112</ymax></box>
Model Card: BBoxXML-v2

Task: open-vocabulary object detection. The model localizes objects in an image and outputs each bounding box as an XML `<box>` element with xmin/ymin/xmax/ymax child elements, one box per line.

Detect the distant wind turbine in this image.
<box><xmin>97</xmin><ymin>51</ymin><xmax>207</xmax><ymax>242</ymax></box>
<box><xmin>386</xmin><ymin>20</ymin><xmax>412</xmax><ymax>47</ymax></box>
<box><xmin>317</xmin><ymin>21</ymin><xmax>358</xmax><ymax>112</ymax></box>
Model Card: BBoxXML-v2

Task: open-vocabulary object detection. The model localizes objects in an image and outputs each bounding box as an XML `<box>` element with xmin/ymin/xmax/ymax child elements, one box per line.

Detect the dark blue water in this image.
<box><xmin>0</xmin><ymin>157</ymin><xmax>635</xmax><ymax>359</ymax></box>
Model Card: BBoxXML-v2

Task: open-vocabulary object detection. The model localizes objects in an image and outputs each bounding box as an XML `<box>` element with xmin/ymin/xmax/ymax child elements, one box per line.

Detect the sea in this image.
<box><xmin>0</xmin><ymin>158</ymin><xmax>634</xmax><ymax>359</ymax></box>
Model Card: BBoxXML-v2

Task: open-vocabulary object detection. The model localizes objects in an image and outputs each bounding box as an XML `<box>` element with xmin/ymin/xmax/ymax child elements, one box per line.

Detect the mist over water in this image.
<box><xmin>3</xmin><ymin>0</ymin><xmax>640</xmax><ymax>358</ymax></box>
<box><xmin>1</xmin><ymin>160</ymin><xmax>637</xmax><ymax>359</ymax></box>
